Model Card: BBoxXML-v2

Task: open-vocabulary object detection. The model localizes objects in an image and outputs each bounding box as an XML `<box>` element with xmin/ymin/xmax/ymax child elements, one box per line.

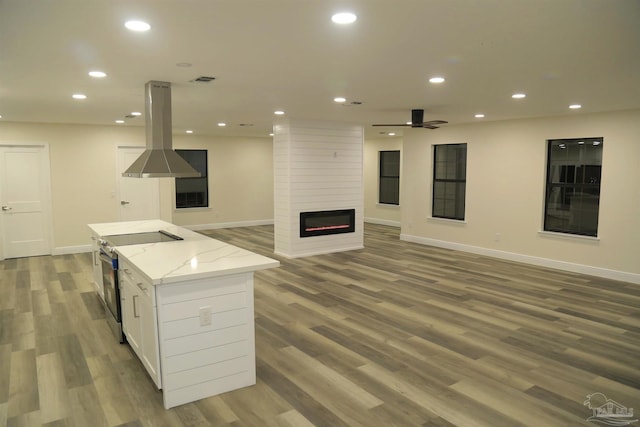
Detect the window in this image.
<box><xmin>544</xmin><ymin>138</ymin><xmax>602</xmax><ymax>237</ymax></box>
<box><xmin>432</xmin><ymin>143</ymin><xmax>466</xmax><ymax>220</ymax></box>
<box><xmin>175</xmin><ymin>149</ymin><xmax>208</xmax><ymax>208</ymax></box>
<box><xmin>379</xmin><ymin>150</ymin><xmax>400</xmax><ymax>205</ymax></box>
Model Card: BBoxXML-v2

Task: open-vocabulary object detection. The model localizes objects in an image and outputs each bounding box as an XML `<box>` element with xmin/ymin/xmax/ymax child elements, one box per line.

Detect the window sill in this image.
<box><xmin>427</xmin><ymin>216</ymin><xmax>467</xmax><ymax>226</ymax></box>
<box><xmin>538</xmin><ymin>230</ymin><xmax>600</xmax><ymax>242</ymax></box>
<box><xmin>174</xmin><ymin>207</ymin><xmax>212</xmax><ymax>213</ymax></box>
<box><xmin>376</xmin><ymin>203</ymin><xmax>400</xmax><ymax>209</ymax></box>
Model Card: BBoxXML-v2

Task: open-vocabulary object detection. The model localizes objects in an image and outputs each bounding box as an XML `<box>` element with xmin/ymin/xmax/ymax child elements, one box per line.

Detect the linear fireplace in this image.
<box><xmin>300</xmin><ymin>209</ymin><xmax>355</xmax><ymax>238</ymax></box>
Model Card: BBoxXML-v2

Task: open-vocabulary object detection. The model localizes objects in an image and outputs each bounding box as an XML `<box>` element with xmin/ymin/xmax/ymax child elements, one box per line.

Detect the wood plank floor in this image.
<box><xmin>1</xmin><ymin>223</ymin><xmax>639</xmax><ymax>426</ymax></box>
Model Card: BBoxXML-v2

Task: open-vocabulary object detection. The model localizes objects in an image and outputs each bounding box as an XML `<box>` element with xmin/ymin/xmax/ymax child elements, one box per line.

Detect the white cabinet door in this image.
<box><xmin>139</xmin><ymin>288</ymin><xmax>161</xmax><ymax>388</ymax></box>
<box><xmin>119</xmin><ymin>260</ymin><xmax>161</xmax><ymax>388</ymax></box>
<box><xmin>91</xmin><ymin>235</ymin><xmax>103</xmax><ymax>297</ymax></box>
<box><xmin>121</xmin><ymin>276</ymin><xmax>142</xmax><ymax>353</ymax></box>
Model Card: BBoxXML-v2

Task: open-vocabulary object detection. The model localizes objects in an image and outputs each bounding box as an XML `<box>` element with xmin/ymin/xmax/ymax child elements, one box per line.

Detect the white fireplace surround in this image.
<box><xmin>273</xmin><ymin>119</ymin><xmax>364</xmax><ymax>258</ymax></box>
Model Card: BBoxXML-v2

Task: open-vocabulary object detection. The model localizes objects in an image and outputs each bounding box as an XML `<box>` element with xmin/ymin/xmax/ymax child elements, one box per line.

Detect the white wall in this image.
<box><xmin>363</xmin><ymin>137</ymin><xmax>402</xmax><ymax>226</ymax></box>
<box><xmin>0</xmin><ymin>122</ymin><xmax>273</xmax><ymax>251</ymax></box>
<box><xmin>170</xmin><ymin>134</ymin><xmax>273</xmax><ymax>229</ymax></box>
<box><xmin>401</xmin><ymin>109</ymin><xmax>640</xmax><ymax>283</ymax></box>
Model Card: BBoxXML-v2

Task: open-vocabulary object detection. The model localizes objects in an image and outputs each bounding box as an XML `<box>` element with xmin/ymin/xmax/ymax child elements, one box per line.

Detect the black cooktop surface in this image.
<box><xmin>104</xmin><ymin>230</ymin><xmax>183</xmax><ymax>247</ymax></box>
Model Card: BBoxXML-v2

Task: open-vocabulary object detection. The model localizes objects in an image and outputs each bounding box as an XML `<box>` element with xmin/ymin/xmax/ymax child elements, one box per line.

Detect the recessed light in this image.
<box><xmin>331</xmin><ymin>12</ymin><xmax>357</xmax><ymax>24</ymax></box>
<box><xmin>429</xmin><ymin>77</ymin><xmax>445</xmax><ymax>84</ymax></box>
<box><xmin>569</xmin><ymin>104</ymin><xmax>582</xmax><ymax>109</ymax></box>
<box><xmin>217</xmin><ymin>123</ymin><xmax>226</xmax><ymax>127</ymax></box>
<box><xmin>88</xmin><ymin>70</ymin><xmax>106</xmax><ymax>78</ymax></box>
<box><xmin>274</xmin><ymin>110</ymin><xmax>285</xmax><ymax>115</ymax></box>
<box><xmin>593</xmin><ymin>141</ymin><xmax>601</xmax><ymax>146</ymax></box>
<box><xmin>388</xmin><ymin>132</ymin><xmax>396</xmax><ymax>136</ymax></box>
<box><xmin>115</xmin><ymin>120</ymin><xmax>125</xmax><ymax>124</ymax></box>
<box><xmin>72</xmin><ymin>94</ymin><xmax>87</xmax><ymax>100</ymax></box>
<box><xmin>334</xmin><ymin>97</ymin><xmax>346</xmax><ymax>103</ymax></box>
<box><xmin>125</xmin><ymin>20</ymin><xmax>150</xmax><ymax>32</ymax></box>
<box><xmin>578</xmin><ymin>141</ymin><xmax>584</xmax><ymax>144</ymax></box>
<box><xmin>131</xmin><ymin>111</ymin><xmax>142</xmax><ymax>116</ymax></box>
<box><xmin>512</xmin><ymin>93</ymin><xmax>526</xmax><ymax>99</ymax></box>
<box><xmin>0</xmin><ymin>114</ymin><xmax>3</xmax><ymax>119</ymax></box>
<box><xmin>185</xmin><ymin>130</ymin><xmax>193</xmax><ymax>134</ymax></box>
<box><xmin>474</xmin><ymin>114</ymin><xmax>485</xmax><ymax>118</ymax></box>
<box><xmin>269</xmin><ymin>133</ymin><xmax>274</xmax><ymax>136</ymax></box>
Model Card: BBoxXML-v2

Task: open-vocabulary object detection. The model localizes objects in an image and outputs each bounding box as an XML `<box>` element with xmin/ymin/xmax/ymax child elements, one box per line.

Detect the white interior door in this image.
<box><xmin>117</xmin><ymin>147</ymin><xmax>160</xmax><ymax>221</ymax></box>
<box><xmin>0</xmin><ymin>145</ymin><xmax>52</xmax><ymax>259</ymax></box>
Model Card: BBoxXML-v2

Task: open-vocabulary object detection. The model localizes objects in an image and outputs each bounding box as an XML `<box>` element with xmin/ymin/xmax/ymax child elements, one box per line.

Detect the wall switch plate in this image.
<box><xmin>199</xmin><ymin>306</ymin><xmax>211</xmax><ymax>326</ymax></box>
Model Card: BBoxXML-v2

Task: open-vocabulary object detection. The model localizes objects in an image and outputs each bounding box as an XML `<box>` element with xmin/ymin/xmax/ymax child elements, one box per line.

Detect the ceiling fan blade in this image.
<box><xmin>424</xmin><ymin>120</ymin><xmax>448</xmax><ymax>125</ymax></box>
<box><xmin>371</xmin><ymin>124</ymin><xmax>410</xmax><ymax>127</ymax></box>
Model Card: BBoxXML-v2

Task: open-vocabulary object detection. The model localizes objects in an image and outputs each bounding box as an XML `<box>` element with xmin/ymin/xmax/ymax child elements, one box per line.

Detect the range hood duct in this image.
<box><xmin>122</xmin><ymin>81</ymin><xmax>201</xmax><ymax>178</ymax></box>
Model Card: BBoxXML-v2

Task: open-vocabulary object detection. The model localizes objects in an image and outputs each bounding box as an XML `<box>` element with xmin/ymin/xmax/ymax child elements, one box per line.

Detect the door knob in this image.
<box><xmin>120</xmin><ymin>201</ymin><xmax>130</xmax><ymax>205</ymax></box>
<box><xmin>1</xmin><ymin>206</ymin><xmax>11</xmax><ymax>211</ymax></box>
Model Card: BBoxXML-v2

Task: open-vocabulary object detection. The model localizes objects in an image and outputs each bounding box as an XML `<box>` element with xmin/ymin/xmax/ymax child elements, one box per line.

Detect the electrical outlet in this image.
<box><xmin>199</xmin><ymin>306</ymin><xmax>211</xmax><ymax>326</ymax></box>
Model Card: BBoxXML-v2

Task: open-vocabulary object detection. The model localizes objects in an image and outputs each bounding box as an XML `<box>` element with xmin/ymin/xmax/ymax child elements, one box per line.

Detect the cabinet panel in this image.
<box><xmin>121</xmin><ymin>276</ymin><xmax>141</xmax><ymax>353</ymax></box>
<box><xmin>164</xmin><ymin>355</ymin><xmax>250</xmax><ymax>391</ymax></box>
<box><xmin>163</xmin><ymin>340</ymin><xmax>248</xmax><ymax>374</ymax></box>
<box><xmin>163</xmin><ymin>324</ymin><xmax>248</xmax><ymax>357</ymax></box>
<box><xmin>140</xmin><ymin>291</ymin><xmax>160</xmax><ymax>387</ymax></box>
<box><xmin>162</xmin><ymin>307</ymin><xmax>248</xmax><ymax>339</ymax></box>
<box><xmin>119</xmin><ymin>262</ymin><xmax>160</xmax><ymax>389</ymax></box>
<box><xmin>91</xmin><ymin>236</ymin><xmax>103</xmax><ymax>297</ymax></box>
<box><xmin>161</xmin><ymin>292</ymin><xmax>247</xmax><ymax>322</ymax></box>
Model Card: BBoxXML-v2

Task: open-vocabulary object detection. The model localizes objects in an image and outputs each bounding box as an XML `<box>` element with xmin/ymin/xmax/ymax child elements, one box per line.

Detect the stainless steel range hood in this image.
<box><xmin>122</xmin><ymin>81</ymin><xmax>201</xmax><ymax>178</ymax></box>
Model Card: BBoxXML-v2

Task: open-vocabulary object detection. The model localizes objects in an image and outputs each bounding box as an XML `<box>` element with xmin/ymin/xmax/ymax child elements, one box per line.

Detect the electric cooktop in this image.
<box><xmin>103</xmin><ymin>230</ymin><xmax>183</xmax><ymax>247</ymax></box>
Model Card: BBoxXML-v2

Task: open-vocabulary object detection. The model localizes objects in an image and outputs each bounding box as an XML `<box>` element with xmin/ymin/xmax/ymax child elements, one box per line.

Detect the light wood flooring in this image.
<box><xmin>1</xmin><ymin>223</ymin><xmax>639</xmax><ymax>426</ymax></box>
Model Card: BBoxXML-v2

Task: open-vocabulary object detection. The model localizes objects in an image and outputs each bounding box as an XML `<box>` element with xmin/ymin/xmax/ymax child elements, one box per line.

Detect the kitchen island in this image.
<box><xmin>88</xmin><ymin>220</ymin><xmax>279</xmax><ymax>409</ymax></box>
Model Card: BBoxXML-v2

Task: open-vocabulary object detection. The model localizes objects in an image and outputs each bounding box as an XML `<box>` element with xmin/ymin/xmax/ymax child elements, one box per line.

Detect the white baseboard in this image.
<box><xmin>275</xmin><ymin>245</ymin><xmax>365</xmax><ymax>259</ymax></box>
<box><xmin>53</xmin><ymin>244</ymin><xmax>92</xmax><ymax>256</ymax></box>
<box><xmin>185</xmin><ymin>219</ymin><xmax>274</xmax><ymax>231</ymax></box>
<box><xmin>364</xmin><ymin>217</ymin><xmax>401</xmax><ymax>227</ymax></box>
<box><xmin>400</xmin><ymin>233</ymin><xmax>640</xmax><ymax>285</ymax></box>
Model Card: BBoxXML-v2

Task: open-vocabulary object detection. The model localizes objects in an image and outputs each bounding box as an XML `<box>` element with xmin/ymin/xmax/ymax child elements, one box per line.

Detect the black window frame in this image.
<box><xmin>543</xmin><ymin>137</ymin><xmax>603</xmax><ymax>237</ymax></box>
<box><xmin>432</xmin><ymin>143</ymin><xmax>467</xmax><ymax>221</ymax></box>
<box><xmin>175</xmin><ymin>149</ymin><xmax>209</xmax><ymax>209</ymax></box>
<box><xmin>378</xmin><ymin>150</ymin><xmax>400</xmax><ymax>205</ymax></box>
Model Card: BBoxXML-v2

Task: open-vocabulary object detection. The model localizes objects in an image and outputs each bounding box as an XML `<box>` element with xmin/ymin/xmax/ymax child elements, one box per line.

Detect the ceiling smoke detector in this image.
<box><xmin>190</xmin><ymin>76</ymin><xmax>216</xmax><ymax>83</ymax></box>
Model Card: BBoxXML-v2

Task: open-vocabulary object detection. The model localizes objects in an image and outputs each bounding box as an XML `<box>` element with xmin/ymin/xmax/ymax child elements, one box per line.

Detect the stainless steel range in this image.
<box><xmin>98</xmin><ymin>230</ymin><xmax>183</xmax><ymax>342</ymax></box>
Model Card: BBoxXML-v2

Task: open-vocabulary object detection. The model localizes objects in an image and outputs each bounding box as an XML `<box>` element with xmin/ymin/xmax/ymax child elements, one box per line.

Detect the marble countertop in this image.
<box><xmin>88</xmin><ymin>220</ymin><xmax>279</xmax><ymax>285</ymax></box>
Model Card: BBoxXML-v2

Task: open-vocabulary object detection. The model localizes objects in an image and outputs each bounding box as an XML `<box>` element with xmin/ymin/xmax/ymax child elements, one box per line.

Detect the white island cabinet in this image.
<box><xmin>87</xmin><ymin>220</ymin><xmax>279</xmax><ymax>409</ymax></box>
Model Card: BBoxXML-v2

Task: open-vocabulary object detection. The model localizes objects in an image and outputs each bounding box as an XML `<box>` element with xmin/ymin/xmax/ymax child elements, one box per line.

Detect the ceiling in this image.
<box><xmin>1</xmin><ymin>0</ymin><xmax>639</xmax><ymax>138</ymax></box>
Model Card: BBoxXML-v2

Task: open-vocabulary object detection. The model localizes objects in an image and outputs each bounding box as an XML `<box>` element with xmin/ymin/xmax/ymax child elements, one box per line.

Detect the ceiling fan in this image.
<box><xmin>372</xmin><ymin>109</ymin><xmax>448</xmax><ymax>129</ymax></box>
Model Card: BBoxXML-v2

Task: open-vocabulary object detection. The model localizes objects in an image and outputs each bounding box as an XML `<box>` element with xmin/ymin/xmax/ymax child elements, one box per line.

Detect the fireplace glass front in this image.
<box><xmin>300</xmin><ymin>209</ymin><xmax>355</xmax><ymax>238</ymax></box>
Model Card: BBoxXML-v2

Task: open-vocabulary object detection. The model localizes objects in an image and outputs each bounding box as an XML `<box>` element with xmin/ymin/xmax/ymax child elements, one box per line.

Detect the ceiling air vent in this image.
<box><xmin>190</xmin><ymin>76</ymin><xmax>216</xmax><ymax>83</ymax></box>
